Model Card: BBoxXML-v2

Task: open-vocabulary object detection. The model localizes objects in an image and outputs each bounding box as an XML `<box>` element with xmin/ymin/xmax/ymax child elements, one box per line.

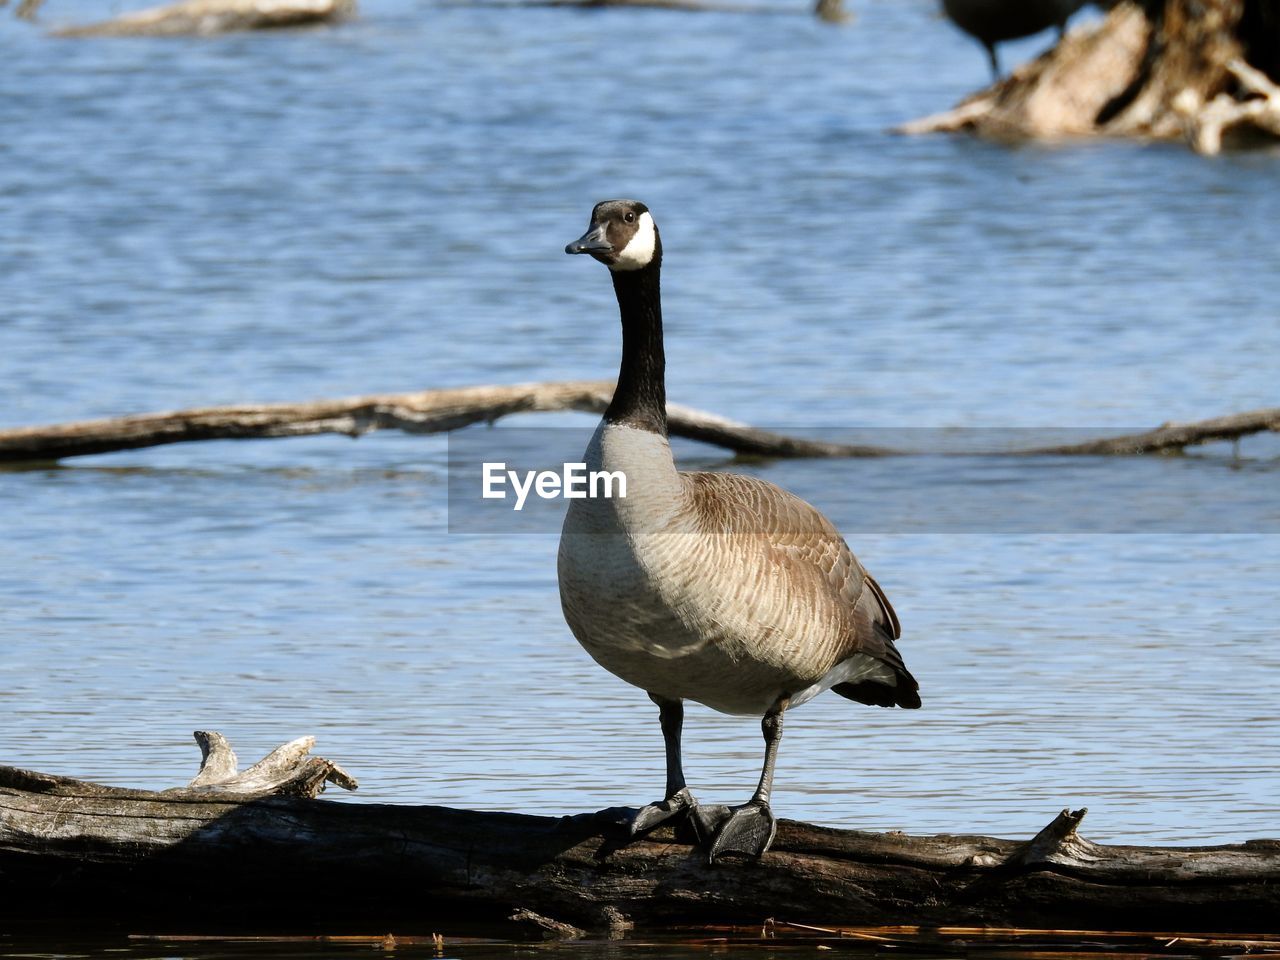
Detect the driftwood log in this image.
<box><xmin>27</xmin><ymin>0</ymin><xmax>844</xmax><ymax>24</ymax></box>
<box><xmin>2</xmin><ymin>0</ymin><xmax>45</xmax><ymax>21</ymax></box>
<box><xmin>2</xmin><ymin>733</ymin><xmax>1279</xmax><ymax>937</ymax></box>
<box><xmin>518</xmin><ymin>0</ymin><xmax>777</xmax><ymax>13</ymax></box>
<box><xmin>902</xmin><ymin>0</ymin><xmax>1280</xmax><ymax>154</ymax></box>
<box><xmin>51</xmin><ymin>0</ymin><xmax>354</xmax><ymax>37</ymax></box>
<box><xmin>462</xmin><ymin>0</ymin><xmax>847</xmax><ymax>20</ymax></box>
<box><xmin>0</xmin><ymin>380</ymin><xmax>1276</xmax><ymax>463</ymax></box>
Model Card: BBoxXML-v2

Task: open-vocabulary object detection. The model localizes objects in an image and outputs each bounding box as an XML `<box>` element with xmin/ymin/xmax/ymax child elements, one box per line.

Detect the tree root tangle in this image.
<box><xmin>901</xmin><ymin>0</ymin><xmax>1280</xmax><ymax>154</ymax></box>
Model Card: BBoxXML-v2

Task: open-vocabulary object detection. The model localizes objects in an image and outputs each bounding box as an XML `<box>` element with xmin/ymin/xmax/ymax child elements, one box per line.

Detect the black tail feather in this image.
<box><xmin>832</xmin><ymin>678</ymin><xmax>921</xmax><ymax>709</ymax></box>
<box><xmin>834</xmin><ymin>619</ymin><xmax>921</xmax><ymax>709</ymax></box>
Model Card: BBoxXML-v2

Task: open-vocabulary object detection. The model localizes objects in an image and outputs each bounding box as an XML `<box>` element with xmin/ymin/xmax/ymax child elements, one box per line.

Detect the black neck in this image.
<box><xmin>604</xmin><ymin>259</ymin><xmax>666</xmax><ymax>435</ymax></box>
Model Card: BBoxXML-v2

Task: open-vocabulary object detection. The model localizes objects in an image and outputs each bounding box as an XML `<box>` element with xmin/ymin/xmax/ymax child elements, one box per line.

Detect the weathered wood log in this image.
<box><xmin>52</xmin><ymin>0</ymin><xmax>355</xmax><ymax>37</ymax></box>
<box><xmin>813</xmin><ymin>0</ymin><xmax>850</xmax><ymax>23</ymax></box>
<box><xmin>1022</xmin><ymin>406</ymin><xmax>1280</xmax><ymax>454</ymax></box>
<box><xmin>0</xmin><ymin>380</ymin><xmax>889</xmax><ymax>463</ymax></box>
<box><xmin>460</xmin><ymin>0</ymin><xmax>843</xmax><ymax>19</ymax></box>
<box><xmin>1175</xmin><ymin>57</ymin><xmax>1280</xmax><ymax>154</ymax></box>
<box><xmin>2</xmin><ymin>734</ymin><xmax>1278</xmax><ymax>935</ymax></box>
<box><xmin>0</xmin><ymin>381</ymin><xmax>1275</xmax><ymax>464</ymax></box>
<box><xmin>527</xmin><ymin>0</ymin><xmax>768</xmax><ymax>12</ymax></box>
<box><xmin>901</xmin><ymin>4</ymin><xmax>1151</xmax><ymax>140</ymax></box>
<box><xmin>901</xmin><ymin>0</ymin><xmax>1280</xmax><ymax>154</ymax></box>
<box><xmin>5</xmin><ymin>0</ymin><xmax>46</xmax><ymax>20</ymax></box>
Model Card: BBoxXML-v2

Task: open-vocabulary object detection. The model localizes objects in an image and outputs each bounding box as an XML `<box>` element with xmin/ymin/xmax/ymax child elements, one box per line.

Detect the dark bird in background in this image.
<box><xmin>942</xmin><ymin>0</ymin><xmax>1119</xmax><ymax>78</ymax></box>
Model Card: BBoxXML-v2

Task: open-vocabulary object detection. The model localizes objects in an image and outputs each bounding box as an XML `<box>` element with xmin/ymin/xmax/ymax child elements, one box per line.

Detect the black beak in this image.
<box><xmin>565</xmin><ymin>222</ymin><xmax>611</xmax><ymax>256</ymax></box>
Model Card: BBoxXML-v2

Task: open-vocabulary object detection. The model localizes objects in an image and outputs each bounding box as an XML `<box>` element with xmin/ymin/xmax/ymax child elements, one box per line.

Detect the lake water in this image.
<box><xmin>2</xmin><ymin>0</ymin><xmax>1279</xmax><ymax>903</ymax></box>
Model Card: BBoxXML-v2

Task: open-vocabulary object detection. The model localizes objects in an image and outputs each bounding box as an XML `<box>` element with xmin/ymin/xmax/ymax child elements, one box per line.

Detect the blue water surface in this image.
<box><xmin>1</xmin><ymin>0</ymin><xmax>1278</xmax><ymax>848</ymax></box>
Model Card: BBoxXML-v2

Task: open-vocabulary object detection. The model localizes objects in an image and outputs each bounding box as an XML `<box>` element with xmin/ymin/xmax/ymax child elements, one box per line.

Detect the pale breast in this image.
<box><xmin>556</xmin><ymin>423</ymin><xmax>863</xmax><ymax>715</ymax></box>
<box><xmin>558</xmin><ymin>422</ymin><xmax>709</xmax><ymax>663</ymax></box>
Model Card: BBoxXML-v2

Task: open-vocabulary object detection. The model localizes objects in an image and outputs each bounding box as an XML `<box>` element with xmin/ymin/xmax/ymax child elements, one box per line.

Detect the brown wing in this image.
<box><xmin>685</xmin><ymin>472</ymin><xmax>919</xmax><ymax>709</ymax></box>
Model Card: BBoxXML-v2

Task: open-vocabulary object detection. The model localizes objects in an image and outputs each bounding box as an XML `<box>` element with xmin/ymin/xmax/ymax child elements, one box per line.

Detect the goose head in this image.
<box><xmin>565</xmin><ymin>199</ymin><xmax>660</xmax><ymax>272</ymax></box>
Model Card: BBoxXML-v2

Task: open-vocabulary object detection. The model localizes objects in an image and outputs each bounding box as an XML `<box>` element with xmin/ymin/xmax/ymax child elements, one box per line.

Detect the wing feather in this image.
<box><xmin>683</xmin><ymin>472</ymin><xmax>919</xmax><ymax>708</ymax></box>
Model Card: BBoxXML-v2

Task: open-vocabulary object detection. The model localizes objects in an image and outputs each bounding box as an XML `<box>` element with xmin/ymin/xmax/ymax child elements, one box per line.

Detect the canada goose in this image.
<box><xmin>942</xmin><ymin>0</ymin><xmax>1108</xmax><ymax>77</ymax></box>
<box><xmin>558</xmin><ymin>200</ymin><xmax>920</xmax><ymax>862</ymax></box>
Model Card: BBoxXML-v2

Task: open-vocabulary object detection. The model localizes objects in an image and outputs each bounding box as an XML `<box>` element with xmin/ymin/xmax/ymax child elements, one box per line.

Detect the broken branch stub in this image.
<box><xmin>169</xmin><ymin>731</ymin><xmax>357</xmax><ymax>798</ymax></box>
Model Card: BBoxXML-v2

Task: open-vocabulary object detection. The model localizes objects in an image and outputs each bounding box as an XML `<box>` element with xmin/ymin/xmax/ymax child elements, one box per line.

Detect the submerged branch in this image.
<box><xmin>0</xmin><ymin>381</ymin><xmax>889</xmax><ymax>463</ymax></box>
<box><xmin>0</xmin><ymin>381</ymin><xmax>1274</xmax><ymax>463</ymax></box>
<box><xmin>1024</xmin><ymin>407</ymin><xmax>1280</xmax><ymax>455</ymax></box>
<box><xmin>447</xmin><ymin>0</ymin><xmax>845</xmax><ymax>18</ymax></box>
<box><xmin>52</xmin><ymin>0</ymin><xmax>355</xmax><ymax>37</ymax></box>
<box><xmin>14</xmin><ymin>0</ymin><xmax>46</xmax><ymax>20</ymax></box>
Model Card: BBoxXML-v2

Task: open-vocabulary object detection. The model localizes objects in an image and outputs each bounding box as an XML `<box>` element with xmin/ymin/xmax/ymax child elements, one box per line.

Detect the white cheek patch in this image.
<box><xmin>610</xmin><ymin>212</ymin><xmax>656</xmax><ymax>271</ymax></box>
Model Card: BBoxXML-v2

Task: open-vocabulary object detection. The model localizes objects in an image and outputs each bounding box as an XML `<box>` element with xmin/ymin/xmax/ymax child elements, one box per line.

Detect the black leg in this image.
<box><xmin>752</xmin><ymin>703</ymin><xmax>786</xmax><ymax>805</ymax></box>
<box><xmin>708</xmin><ymin>696</ymin><xmax>789</xmax><ymax>862</ymax></box>
<box><xmin>658</xmin><ymin>694</ymin><xmax>687</xmax><ymax>799</ymax></box>
<box><xmin>986</xmin><ymin>41</ymin><xmax>1001</xmax><ymax>80</ymax></box>
<box><xmin>629</xmin><ymin>694</ymin><xmax>698</xmax><ymax>836</ymax></box>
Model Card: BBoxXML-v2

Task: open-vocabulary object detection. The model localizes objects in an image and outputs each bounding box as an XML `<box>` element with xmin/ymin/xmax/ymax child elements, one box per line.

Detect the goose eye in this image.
<box><xmin>624</xmin><ymin>212</ymin><xmax>636</xmax><ymax>223</ymax></box>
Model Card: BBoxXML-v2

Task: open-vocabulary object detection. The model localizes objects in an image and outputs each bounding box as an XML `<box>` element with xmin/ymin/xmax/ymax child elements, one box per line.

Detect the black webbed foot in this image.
<box><xmin>708</xmin><ymin>800</ymin><xmax>777</xmax><ymax>862</ymax></box>
<box><xmin>629</xmin><ymin>791</ymin><xmax>735</xmax><ymax>849</ymax></box>
<box><xmin>685</xmin><ymin>801</ymin><xmax>731</xmax><ymax>846</ymax></box>
<box><xmin>629</xmin><ymin>786</ymin><xmax>697</xmax><ymax>837</ymax></box>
